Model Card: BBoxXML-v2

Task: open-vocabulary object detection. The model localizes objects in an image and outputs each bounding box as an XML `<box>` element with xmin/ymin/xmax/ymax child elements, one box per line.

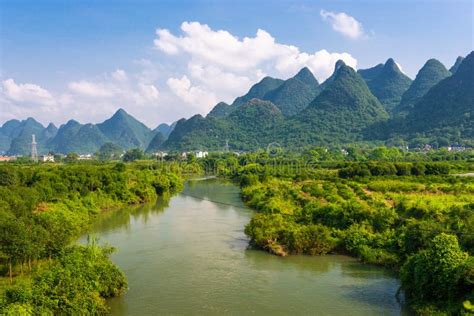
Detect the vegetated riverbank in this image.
<box><xmin>81</xmin><ymin>178</ymin><xmax>406</xmax><ymax>315</ymax></box>
<box><xmin>0</xmin><ymin>161</ymin><xmax>188</xmax><ymax>314</ymax></box>
<box><xmin>229</xmin><ymin>158</ymin><xmax>474</xmax><ymax>314</ymax></box>
<box><xmin>197</xmin><ymin>148</ymin><xmax>474</xmax><ymax>313</ymax></box>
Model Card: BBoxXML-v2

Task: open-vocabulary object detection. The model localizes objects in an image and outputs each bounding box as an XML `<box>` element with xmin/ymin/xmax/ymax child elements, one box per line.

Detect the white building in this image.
<box><xmin>78</xmin><ymin>154</ymin><xmax>93</xmax><ymax>160</ymax></box>
<box><xmin>194</xmin><ymin>151</ymin><xmax>208</xmax><ymax>158</ymax></box>
<box><xmin>153</xmin><ymin>151</ymin><xmax>168</xmax><ymax>158</ymax></box>
<box><xmin>41</xmin><ymin>154</ymin><xmax>55</xmax><ymax>162</ymax></box>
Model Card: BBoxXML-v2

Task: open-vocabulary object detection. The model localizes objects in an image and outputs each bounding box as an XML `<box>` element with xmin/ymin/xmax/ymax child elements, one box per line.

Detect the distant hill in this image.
<box><xmin>280</xmin><ymin>64</ymin><xmax>388</xmax><ymax>147</ymax></box>
<box><xmin>394</xmin><ymin>59</ymin><xmax>451</xmax><ymax>116</ymax></box>
<box><xmin>164</xmin><ymin>99</ymin><xmax>285</xmax><ymax>150</ymax></box>
<box><xmin>2</xmin><ymin>53</ymin><xmax>473</xmax><ymax>154</ymax></box>
<box><xmin>262</xmin><ymin>67</ymin><xmax>320</xmax><ymax>116</ymax></box>
<box><xmin>48</xmin><ymin>120</ymin><xmax>83</xmax><ymax>153</ymax></box>
<box><xmin>55</xmin><ymin>123</ymin><xmax>108</xmax><ymax>154</ymax></box>
<box><xmin>97</xmin><ymin>108</ymin><xmax>153</xmax><ymax>149</ymax></box>
<box><xmin>320</xmin><ymin>60</ymin><xmax>346</xmax><ymax>90</ymax></box>
<box><xmin>42</xmin><ymin>123</ymin><xmax>58</xmax><ymax>139</ymax></box>
<box><xmin>358</xmin><ymin>63</ymin><xmax>384</xmax><ymax>83</ymax></box>
<box><xmin>449</xmin><ymin>56</ymin><xmax>464</xmax><ymax>74</ymax></box>
<box><xmin>0</xmin><ymin>119</ymin><xmax>21</xmax><ymax>153</ymax></box>
<box><xmin>2</xmin><ymin>109</ymin><xmax>170</xmax><ymax>155</ymax></box>
<box><xmin>362</xmin><ymin>58</ymin><xmax>412</xmax><ymax>112</ymax></box>
<box><xmin>154</xmin><ymin>122</ymin><xmax>176</xmax><ymax>137</ymax></box>
<box><xmin>231</xmin><ymin>76</ymin><xmax>284</xmax><ymax>108</ymax></box>
<box><xmin>207</xmin><ymin>102</ymin><xmax>232</xmax><ymax>118</ymax></box>
<box><xmin>402</xmin><ymin>51</ymin><xmax>474</xmax><ymax>141</ymax></box>
<box><xmin>146</xmin><ymin>132</ymin><xmax>166</xmax><ymax>153</ymax></box>
<box><xmin>7</xmin><ymin>118</ymin><xmax>47</xmax><ymax>155</ymax></box>
<box><xmin>164</xmin><ymin>65</ymin><xmax>388</xmax><ymax>150</ymax></box>
<box><xmin>207</xmin><ymin>67</ymin><xmax>320</xmax><ymax>118</ymax></box>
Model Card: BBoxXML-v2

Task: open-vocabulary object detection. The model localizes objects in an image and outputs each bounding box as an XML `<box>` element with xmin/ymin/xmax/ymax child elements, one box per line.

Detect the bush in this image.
<box><xmin>400</xmin><ymin>234</ymin><xmax>468</xmax><ymax>302</ymax></box>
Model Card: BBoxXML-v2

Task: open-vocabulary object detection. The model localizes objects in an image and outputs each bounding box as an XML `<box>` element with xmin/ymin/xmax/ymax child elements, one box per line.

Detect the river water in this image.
<box><xmin>82</xmin><ymin>178</ymin><xmax>407</xmax><ymax>315</ymax></box>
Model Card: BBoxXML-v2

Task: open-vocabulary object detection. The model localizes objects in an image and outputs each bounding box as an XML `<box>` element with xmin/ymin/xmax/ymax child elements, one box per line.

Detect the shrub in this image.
<box><xmin>400</xmin><ymin>234</ymin><xmax>468</xmax><ymax>302</ymax></box>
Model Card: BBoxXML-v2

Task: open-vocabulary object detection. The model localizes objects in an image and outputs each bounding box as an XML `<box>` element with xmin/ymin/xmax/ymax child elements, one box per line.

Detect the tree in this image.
<box><xmin>400</xmin><ymin>233</ymin><xmax>468</xmax><ymax>302</ymax></box>
<box><xmin>0</xmin><ymin>216</ymin><xmax>30</xmax><ymax>283</ymax></box>
<box><xmin>65</xmin><ymin>152</ymin><xmax>79</xmax><ymax>162</ymax></box>
<box><xmin>97</xmin><ymin>142</ymin><xmax>123</xmax><ymax>161</ymax></box>
<box><xmin>122</xmin><ymin>148</ymin><xmax>144</xmax><ymax>162</ymax></box>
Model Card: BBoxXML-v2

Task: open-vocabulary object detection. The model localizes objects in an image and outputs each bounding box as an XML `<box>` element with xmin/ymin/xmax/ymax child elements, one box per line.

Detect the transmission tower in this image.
<box><xmin>31</xmin><ymin>134</ymin><xmax>38</xmax><ymax>162</ymax></box>
<box><xmin>224</xmin><ymin>139</ymin><xmax>229</xmax><ymax>152</ymax></box>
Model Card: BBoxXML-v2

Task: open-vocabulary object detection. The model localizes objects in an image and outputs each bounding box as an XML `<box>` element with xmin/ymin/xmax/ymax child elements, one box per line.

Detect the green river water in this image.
<box><xmin>82</xmin><ymin>178</ymin><xmax>408</xmax><ymax>315</ymax></box>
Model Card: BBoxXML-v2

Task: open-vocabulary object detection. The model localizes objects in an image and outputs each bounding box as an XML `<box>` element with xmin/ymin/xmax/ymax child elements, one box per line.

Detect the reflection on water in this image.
<box><xmin>81</xmin><ymin>178</ymin><xmax>409</xmax><ymax>315</ymax></box>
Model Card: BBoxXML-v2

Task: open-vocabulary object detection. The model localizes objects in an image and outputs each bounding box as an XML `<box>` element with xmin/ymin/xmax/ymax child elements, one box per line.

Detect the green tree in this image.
<box><xmin>122</xmin><ymin>148</ymin><xmax>144</xmax><ymax>162</ymax></box>
<box><xmin>401</xmin><ymin>233</ymin><xmax>468</xmax><ymax>302</ymax></box>
<box><xmin>65</xmin><ymin>152</ymin><xmax>79</xmax><ymax>162</ymax></box>
<box><xmin>97</xmin><ymin>142</ymin><xmax>123</xmax><ymax>161</ymax></box>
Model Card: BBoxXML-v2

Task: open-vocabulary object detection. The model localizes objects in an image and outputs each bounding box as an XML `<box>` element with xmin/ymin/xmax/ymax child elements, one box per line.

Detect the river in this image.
<box><xmin>81</xmin><ymin>178</ymin><xmax>407</xmax><ymax>315</ymax></box>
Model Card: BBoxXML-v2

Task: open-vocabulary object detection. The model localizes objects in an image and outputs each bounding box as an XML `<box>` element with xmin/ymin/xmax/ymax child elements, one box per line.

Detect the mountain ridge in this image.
<box><xmin>2</xmin><ymin>53</ymin><xmax>473</xmax><ymax>155</ymax></box>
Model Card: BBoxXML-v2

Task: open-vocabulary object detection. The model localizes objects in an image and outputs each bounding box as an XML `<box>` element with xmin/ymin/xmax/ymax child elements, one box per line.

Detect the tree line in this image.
<box><xmin>0</xmin><ymin>162</ymin><xmax>185</xmax><ymax>314</ymax></box>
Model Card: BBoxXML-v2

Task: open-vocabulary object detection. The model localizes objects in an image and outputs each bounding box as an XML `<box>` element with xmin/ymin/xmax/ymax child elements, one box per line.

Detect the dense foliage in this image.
<box><xmin>364</xmin><ymin>58</ymin><xmax>412</xmax><ymax>112</ymax></box>
<box><xmin>280</xmin><ymin>64</ymin><xmax>389</xmax><ymax>145</ymax></box>
<box><xmin>394</xmin><ymin>58</ymin><xmax>451</xmax><ymax>116</ymax></box>
<box><xmin>1</xmin><ymin>242</ymin><xmax>127</xmax><ymax>314</ymax></box>
<box><xmin>259</xmin><ymin>67</ymin><xmax>320</xmax><ymax>116</ymax></box>
<box><xmin>0</xmin><ymin>161</ymin><xmax>185</xmax><ymax>313</ymax></box>
<box><xmin>201</xmin><ymin>150</ymin><xmax>474</xmax><ymax>313</ymax></box>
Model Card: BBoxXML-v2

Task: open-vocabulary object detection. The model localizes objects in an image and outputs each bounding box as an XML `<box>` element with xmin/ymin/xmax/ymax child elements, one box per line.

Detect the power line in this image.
<box><xmin>179</xmin><ymin>192</ymin><xmax>250</xmax><ymax>210</ymax></box>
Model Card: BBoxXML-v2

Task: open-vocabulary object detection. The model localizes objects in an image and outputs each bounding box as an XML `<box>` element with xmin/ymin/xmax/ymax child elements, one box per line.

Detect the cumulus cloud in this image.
<box><xmin>2</xmin><ymin>79</ymin><xmax>56</xmax><ymax>106</ymax></box>
<box><xmin>167</xmin><ymin>75</ymin><xmax>217</xmax><ymax>110</ymax></box>
<box><xmin>68</xmin><ymin>69</ymin><xmax>160</xmax><ymax>105</ymax></box>
<box><xmin>155</xmin><ymin>21</ymin><xmax>358</xmax><ymax>114</ymax></box>
<box><xmin>320</xmin><ymin>10</ymin><xmax>365</xmax><ymax>39</ymax></box>
<box><xmin>112</xmin><ymin>69</ymin><xmax>128</xmax><ymax>82</ymax></box>
<box><xmin>155</xmin><ymin>21</ymin><xmax>357</xmax><ymax>80</ymax></box>
<box><xmin>0</xmin><ymin>79</ymin><xmax>70</xmax><ymax>125</ymax></box>
<box><xmin>68</xmin><ymin>80</ymin><xmax>114</xmax><ymax>98</ymax></box>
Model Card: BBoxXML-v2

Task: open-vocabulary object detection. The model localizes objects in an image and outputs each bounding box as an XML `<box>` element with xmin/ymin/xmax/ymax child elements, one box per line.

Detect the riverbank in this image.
<box><xmin>81</xmin><ymin>178</ymin><xmax>406</xmax><ymax>315</ymax></box>
<box><xmin>0</xmin><ymin>162</ymin><xmax>186</xmax><ymax>314</ymax></box>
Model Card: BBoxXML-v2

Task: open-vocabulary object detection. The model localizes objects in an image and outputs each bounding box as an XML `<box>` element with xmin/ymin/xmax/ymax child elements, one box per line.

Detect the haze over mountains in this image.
<box><xmin>1</xmin><ymin>52</ymin><xmax>472</xmax><ymax>155</ymax></box>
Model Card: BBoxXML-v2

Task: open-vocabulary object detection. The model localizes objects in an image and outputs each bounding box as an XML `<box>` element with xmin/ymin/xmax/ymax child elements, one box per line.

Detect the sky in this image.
<box><xmin>0</xmin><ymin>0</ymin><xmax>472</xmax><ymax>128</ymax></box>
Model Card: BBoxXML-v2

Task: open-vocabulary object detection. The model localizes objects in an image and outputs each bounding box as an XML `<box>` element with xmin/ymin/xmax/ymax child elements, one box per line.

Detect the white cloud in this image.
<box><xmin>187</xmin><ymin>63</ymin><xmax>256</xmax><ymax>101</ymax></box>
<box><xmin>68</xmin><ymin>80</ymin><xmax>114</xmax><ymax>97</ymax></box>
<box><xmin>167</xmin><ymin>75</ymin><xmax>217</xmax><ymax>110</ymax></box>
<box><xmin>112</xmin><ymin>69</ymin><xmax>128</xmax><ymax>82</ymax></box>
<box><xmin>2</xmin><ymin>79</ymin><xmax>56</xmax><ymax>106</ymax></box>
<box><xmin>274</xmin><ymin>49</ymin><xmax>357</xmax><ymax>81</ymax></box>
<box><xmin>320</xmin><ymin>10</ymin><xmax>365</xmax><ymax>39</ymax></box>
<box><xmin>68</xmin><ymin>69</ymin><xmax>160</xmax><ymax>105</ymax></box>
<box><xmin>155</xmin><ymin>21</ymin><xmax>358</xmax><ymax>114</ymax></box>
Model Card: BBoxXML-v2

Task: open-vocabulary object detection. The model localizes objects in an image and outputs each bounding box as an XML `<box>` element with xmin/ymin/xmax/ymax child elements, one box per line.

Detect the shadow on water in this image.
<box><xmin>88</xmin><ymin>196</ymin><xmax>170</xmax><ymax>234</ymax></box>
<box><xmin>184</xmin><ymin>178</ymin><xmax>248</xmax><ymax>209</ymax></box>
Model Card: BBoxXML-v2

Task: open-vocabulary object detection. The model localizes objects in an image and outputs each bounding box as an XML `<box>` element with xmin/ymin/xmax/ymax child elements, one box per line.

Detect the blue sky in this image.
<box><xmin>1</xmin><ymin>0</ymin><xmax>472</xmax><ymax>127</ymax></box>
